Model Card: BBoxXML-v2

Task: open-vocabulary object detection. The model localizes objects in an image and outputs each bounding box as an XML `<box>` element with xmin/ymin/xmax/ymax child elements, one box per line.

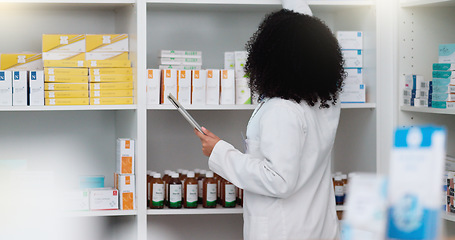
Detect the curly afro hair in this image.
<box><xmin>245</xmin><ymin>9</ymin><xmax>345</xmax><ymax>108</ymax></box>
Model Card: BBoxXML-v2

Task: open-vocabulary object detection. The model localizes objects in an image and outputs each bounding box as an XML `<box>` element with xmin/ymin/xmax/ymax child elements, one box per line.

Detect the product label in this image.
<box><xmin>152</xmin><ymin>183</ymin><xmax>164</xmax><ymax>207</ymax></box>
<box><xmin>169</xmin><ymin>184</ymin><xmax>182</xmax><ymax>208</ymax></box>
<box><xmin>335</xmin><ymin>186</ymin><xmax>344</xmax><ymax>196</ymax></box>
<box><xmin>225</xmin><ymin>184</ymin><xmax>236</xmax><ymax>207</ymax></box>
<box><xmin>206</xmin><ymin>183</ymin><xmax>217</xmax><ymax>206</ymax></box>
<box><xmin>186</xmin><ymin>184</ymin><xmax>198</xmax><ymax>207</ymax></box>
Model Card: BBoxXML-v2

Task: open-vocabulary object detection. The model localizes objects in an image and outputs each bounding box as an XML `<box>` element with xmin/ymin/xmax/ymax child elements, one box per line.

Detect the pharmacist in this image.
<box><xmin>194</xmin><ymin>1</ymin><xmax>344</xmax><ymax>239</ymax></box>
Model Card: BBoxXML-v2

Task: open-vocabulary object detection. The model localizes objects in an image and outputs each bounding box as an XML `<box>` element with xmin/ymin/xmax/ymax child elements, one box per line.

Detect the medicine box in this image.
<box><xmin>236</xmin><ymin>78</ymin><xmax>252</xmax><ymax>105</ymax></box>
<box><xmin>432</xmin><ymin>92</ymin><xmax>455</xmax><ymax>102</ymax></box>
<box><xmin>160</xmin><ymin>69</ymin><xmax>177</xmax><ymax>104</ymax></box>
<box><xmin>432</xmin><ymin>100</ymin><xmax>446</xmax><ymax>109</ymax></box>
<box><xmin>336</xmin><ymin>31</ymin><xmax>363</xmax><ymax>50</ymax></box>
<box><xmin>62</xmin><ymin>190</ymin><xmax>89</xmax><ymax>211</ymax></box>
<box><xmin>439</xmin><ymin>44</ymin><xmax>455</xmax><ymax>63</ymax></box>
<box><xmin>29</xmin><ymin>71</ymin><xmax>44</xmax><ymax>106</ymax></box>
<box><xmin>403</xmin><ymin>89</ymin><xmax>430</xmax><ymax>99</ymax></box>
<box><xmin>90</xmin><ymin>68</ymin><xmax>132</xmax><ymax>76</ymax></box>
<box><xmin>45</xmin><ymin>91</ymin><xmax>89</xmax><ymax>99</ymax></box>
<box><xmin>404</xmin><ymin>75</ymin><xmax>426</xmax><ymax>89</ymax></box>
<box><xmin>12</xmin><ymin>71</ymin><xmax>27</xmax><ymax>106</ymax></box>
<box><xmin>160</xmin><ymin>57</ymin><xmax>202</xmax><ymax>66</ymax></box>
<box><xmin>90</xmin><ymin>89</ymin><xmax>133</xmax><ymax>98</ymax></box>
<box><xmin>45</xmin><ymin>98</ymin><xmax>89</xmax><ymax>106</ymax></box>
<box><xmin>342</xmin><ymin>50</ymin><xmax>363</xmax><ymax>68</ymax></box>
<box><xmin>0</xmin><ymin>71</ymin><xmax>12</xmax><ymax>106</ymax></box>
<box><xmin>45</xmin><ymin>68</ymin><xmax>88</xmax><ymax>76</ymax></box>
<box><xmin>433</xmin><ymin>84</ymin><xmax>455</xmax><ymax>93</ymax></box>
<box><xmin>42</xmin><ymin>52</ymin><xmax>85</xmax><ymax>61</ymax></box>
<box><xmin>234</xmin><ymin>51</ymin><xmax>248</xmax><ymax>79</ymax></box>
<box><xmin>117</xmin><ymin>138</ymin><xmax>135</xmax><ymax>174</ymax></box>
<box><xmin>447</xmin><ymin>102</ymin><xmax>455</xmax><ymax>109</ymax></box>
<box><xmin>79</xmin><ymin>175</ymin><xmax>105</xmax><ymax>189</ymax></box>
<box><xmin>177</xmin><ymin>70</ymin><xmax>191</xmax><ymax>105</ymax></box>
<box><xmin>87</xmin><ymin>60</ymin><xmax>131</xmax><ymax>68</ymax></box>
<box><xmin>206</xmin><ymin>69</ymin><xmax>220</xmax><ymax>105</ymax></box>
<box><xmin>340</xmin><ymin>83</ymin><xmax>366</xmax><ymax>103</ymax></box>
<box><xmin>159</xmin><ymin>65</ymin><xmax>201</xmax><ymax>70</ymax></box>
<box><xmin>86</xmin><ymin>34</ymin><xmax>129</xmax><ymax>52</ymax></box>
<box><xmin>433</xmin><ymin>70</ymin><xmax>455</xmax><ymax>79</ymax></box>
<box><xmin>45</xmin><ymin>83</ymin><xmax>89</xmax><ymax>91</ymax></box>
<box><xmin>89</xmin><ymin>188</ymin><xmax>119</xmax><ymax>210</ymax></box>
<box><xmin>413</xmin><ymin>98</ymin><xmax>430</xmax><ymax>107</ymax></box>
<box><xmin>89</xmin><ymin>82</ymin><xmax>133</xmax><ymax>91</ymax></box>
<box><xmin>161</xmin><ymin>50</ymin><xmax>202</xmax><ymax>58</ymax></box>
<box><xmin>345</xmin><ymin>68</ymin><xmax>363</xmax><ymax>85</ymax></box>
<box><xmin>89</xmin><ymin>75</ymin><xmax>132</xmax><ymax>83</ymax></box>
<box><xmin>42</xmin><ymin>34</ymin><xmax>86</xmax><ymax>53</ymax></box>
<box><xmin>433</xmin><ymin>63</ymin><xmax>455</xmax><ymax>71</ymax></box>
<box><xmin>224</xmin><ymin>52</ymin><xmax>235</xmax><ymax>70</ymax></box>
<box><xmin>45</xmin><ymin>75</ymin><xmax>89</xmax><ymax>83</ymax></box>
<box><xmin>146</xmin><ymin>69</ymin><xmax>160</xmax><ymax>105</ymax></box>
<box><xmin>90</xmin><ymin>97</ymin><xmax>133</xmax><ymax>105</ymax></box>
<box><xmin>220</xmin><ymin>69</ymin><xmax>235</xmax><ymax>105</ymax></box>
<box><xmin>85</xmin><ymin>52</ymin><xmax>129</xmax><ymax>61</ymax></box>
<box><xmin>44</xmin><ymin>60</ymin><xmax>87</xmax><ymax>68</ymax></box>
<box><xmin>0</xmin><ymin>53</ymin><xmax>43</xmax><ymax>71</ymax></box>
<box><xmin>192</xmin><ymin>70</ymin><xmax>207</xmax><ymax>105</ymax></box>
<box><xmin>116</xmin><ymin>174</ymin><xmax>136</xmax><ymax>210</ymax></box>
<box><xmin>433</xmin><ymin>78</ymin><xmax>455</xmax><ymax>86</ymax></box>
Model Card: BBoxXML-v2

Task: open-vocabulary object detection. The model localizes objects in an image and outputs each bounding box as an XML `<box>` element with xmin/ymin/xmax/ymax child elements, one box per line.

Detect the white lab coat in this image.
<box><xmin>209</xmin><ymin>98</ymin><xmax>340</xmax><ymax>240</ymax></box>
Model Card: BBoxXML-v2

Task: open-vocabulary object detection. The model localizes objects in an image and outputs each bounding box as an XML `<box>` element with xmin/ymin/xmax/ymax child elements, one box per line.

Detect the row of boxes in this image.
<box><xmin>159</xmin><ymin>50</ymin><xmax>202</xmax><ymax>70</ymax></box>
<box><xmin>146</xmin><ymin>69</ymin><xmax>251</xmax><ymax>106</ymax></box>
<box><xmin>0</xmin><ymin>70</ymin><xmax>44</xmax><ymax>106</ymax></box>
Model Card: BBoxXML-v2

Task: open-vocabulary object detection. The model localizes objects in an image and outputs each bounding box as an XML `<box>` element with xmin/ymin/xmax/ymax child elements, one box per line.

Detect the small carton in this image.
<box><xmin>160</xmin><ymin>50</ymin><xmax>202</xmax><ymax>58</ymax></box>
<box><xmin>116</xmin><ymin>174</ymin><xmax>136</xmax><ymax>210</ymax></box>
<box><xmin>160</xmin><ymin>69</ymin><xmax>177</xmax><ymax>104</ymax></box>
<box><xmin>89</xmin><ymin>188</ymin><xmax>119</xmax><ymax>210</ymax></box>
<box><xmin>45</xmin><ymin>98</ymin><xmax>89</xmax><ymax>106</ymax></box>
<box><xmin>29</xmin><ymin>71</ymin><xmax>44</xmax><ymax>106</ymax></box>
<box><xmin>12</xmin><ymin>71</ymin><xmax>27</xmax><ymax>106</ymax></box>
<box><xmin>342</xmin><ymin>50</ymin><xmax>363</xmax><ymax>68</ymax></box>
<box><xmin>234</xmin><ymin>51</ymin><xmax>248</xmax><ymax>79</ymax></box>
<box><xmin>45</xmin><ymin>67</ymin><xmax>88</xmax><ymax>76</ymax></box>
<box><xmin>44</xmin><ymin>60</ymin><xmax>87</xmax><ymax>68</ymax></box>
<box><xmin>206</xmin><ymin>69</ymin><xmax>220</xmax><ymax>105</ymax></box>
<box><xmin>90</xmin><ymin>89</ymin><xmax>133</xmax><ymax>98</ymax></box>
<box><xmin>45</xmin><ymin>91</ymin><xmax>89</xmax><ymax>99</ymax></box>
<box><xmin>42</xmin><ymin>34</ymin><xmax>86</xmax><ymax>53</ymax></box>
<box><xmin>0</xmin><ymin>71</ymin><xmax>12</xmax><ymax>106</ymax></box>
<box><xmin>336</xmin><ymin>31</ymin><xmax>363</xmax><ymax>50</ymax></box>
<box><xmin>433</xmin><ymin>70</ymin><xmax>455</xmax><ymax>79</ymax></box>
<box><xmin>160</xmin><ymin>57</ymin><xmax>202</xmax><ymax>66</ymax></box>
<box><xmin>89</xmin><ymin>74</ymin><xmax>133</xmax><ymax>83</ymax></box>
<box><xmin>90</xmin><ymin>97</ymin><xmax>133</xmax><ymax>105</ymax></box>
<box><xmin>42</xmin><ymin>52</ymin><xmax>85</xmax><ymax>61</ymax></box>
<box><xmin>90</xmin><ymin>68</ymin><xmax>132</xmax><ymax>76</ymax></box>
<box><xmin>404</xmin><ymin>75</ymin><xmax>426</xmax><ymax>90</ymax></box>
<box><xmin>235</xmin><ymin>78</ymin><xmax>251</xmax><ymax>105</ymax></box>
<box><xmin>0</xmin><ymin>53</ymin><xmax>43</xmax><ymax>71</ymax></box>
<box><xmin>177</xmin><ymin>70</ymin><xmax>191</xmax><ymax>105</ymax></box>
<box><xmin>89</xmin><ymin>82</ymin><xmax>133</xmax><ymax>91</ymax></box>
<box><xmin>433</xmin><ymin>63</ymin><xmax>455</xmax><ymax>71</ymax></box>
<box><xmin>45</xmin><ymin>83</ymin><xmax>88</xmax><ymax>91</ymax></box>
<box><xmin>159</xmin><ymin>65</ymin><xmax>201</xmax><ymax>70</ymax></box>
<box><xmin>224</xmin><ymin>52</ymin><xmax>235</xmax><ymax>70</ymax></box>
<box><xmin>146</xmin><ymin>69</ymin><xmax>160</xmax><ymax>105</ymax></box>
<box><xmin>345</xmin><ymin>68</ymin><xmax>363</xmax><ymax>85</ymax></box>
<box><xmin>45</xmin><ymin>75</ymin><xmax>89</xmax><ymax>83</ymax></box>
<box><xmin>85</xmin><ymin>52</ymin><xmax>129</xmax><ymax>61</ymax></box>
<box><xmin>439</xmin><ymin>44</ymin><xmax>455</xmax><ymax>63</ymax></box>
<box><xmin>117</xmin><ymin>138</ymin><xmax>135</xmax><ymax>174</ymax></box>
<box><xmin>192</xmin><ymin>70</ymin><xmax>207</xmax><ymax>105</ymax></box>
<box><xmin>340</xmin><ymin>83</ymin><xmax>366</xmax><ymax>103</ymax></box>
<box><xmin>62</xmin><ymin>190</ymin><xmax>89</xmax><ymax>211</ymax></box>
<box><xmin>86</xmin><ymin>34</ymin><xmax>129</xmax><ymax>52</ymax></box>
<box><xmin>87</xmin><ymin>60</ymin><xmax>131</xmax><ymax>68</ymax></box>
<box><xmin>220</xmin><ymin>69</ymin><xmax>235</xmax><ymax>105</ymax></box>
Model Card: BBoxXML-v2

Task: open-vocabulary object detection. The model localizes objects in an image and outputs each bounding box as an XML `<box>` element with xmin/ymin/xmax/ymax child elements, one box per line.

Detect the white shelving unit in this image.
<box><xmin>147</xmin><ymin>206</ymin><xmax>243</xmax><ymax>215</ymax></box>
<box><xmin>68</xmin><ymin>210</ymin><xmax>138</xmax><ymax>217</ymax></box>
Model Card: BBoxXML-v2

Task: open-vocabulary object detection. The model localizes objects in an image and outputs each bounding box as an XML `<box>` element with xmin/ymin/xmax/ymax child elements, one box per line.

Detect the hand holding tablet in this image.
<box><xmin>167</xmin><ymin>93</ymin><xmax>206</xmax><ymax>135</ymax></box>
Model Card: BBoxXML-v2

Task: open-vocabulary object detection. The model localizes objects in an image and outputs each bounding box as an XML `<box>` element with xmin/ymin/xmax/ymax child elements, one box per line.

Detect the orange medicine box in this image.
<box><xmin>115</xmin><ymin>174</ymin><xmax>136</xmax><ymax>210</ymax></box>
<box><xmin>117</xmin><ymin>138</ymin><xmax>135</xmax><ymax>174</ymax></box>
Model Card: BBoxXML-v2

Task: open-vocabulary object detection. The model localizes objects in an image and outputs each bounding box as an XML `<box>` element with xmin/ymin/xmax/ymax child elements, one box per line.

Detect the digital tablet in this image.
<box><xmin>167</xmin><ymin>93</ymin><xmax>206</xmax><ymax>135</ymax></box>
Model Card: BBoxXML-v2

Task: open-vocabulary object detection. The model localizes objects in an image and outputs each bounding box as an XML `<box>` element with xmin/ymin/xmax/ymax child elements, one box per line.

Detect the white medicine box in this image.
<box><xmin>342</xmin><ymin>50</ymin><xmax>363</xmax><ymax>68</ymax></box>
<box><xmin>89</xmin><ymin>188</ymin><xmax>119</xmax><ymax>210</ymax></box>
<box><xmin>160</xmin><ymin>69</ymin><xmax>177</xmax><ymax>104</ymax></box>
<box><xmin>12</xmin><ymin>71</ymin><xmax>27</xmax><ymax>106</ymax></box>
<box><xmin>345</xmin><ymin>68</ymin><xmax>363</xmax><ymax>85</ymax></box>
<box><xmin>177</xmin><ymin>70</ymin><xmax>191</xmax><ymax>105</ymax></box>
<box><xmin>220</xmin><ymin>69</ymin><xmax>235</xmax><ymax>105</ymax></box>
<box><xmin>29</xmin><ymin>71</ymin><xmax>44</xmax><ymax>106</ymax></box>
<box><xmin>146</xmin><ymin>69</ymin><xmax>161</xmax><ymax>106</ymax></box>
<box><xmin>340</xmin><ymin>83</ymin><xmax>366</xmax><ymax>103</ymax></box>
<box><xmin>206</xmin><ymin>69</ymin><xmax>220</xmax><ymax>105</ymax></box>
<box><xmin>337</xmin><ymin>31</ymin><xmax>363</xmax><ymax>50</ymax></box>
<box><xmin>192</xmin><ymin>70</ymin><xmax>207</xmax><ymax>105</ymax></box>
<box><xmin>0</xmin><ymin>71</ymin><xmax>12</xmax><ymax>106</ymax></box>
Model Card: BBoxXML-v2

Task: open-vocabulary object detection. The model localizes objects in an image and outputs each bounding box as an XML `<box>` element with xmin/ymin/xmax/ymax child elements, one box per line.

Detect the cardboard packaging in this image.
<box><xmin>0</xmin><ymin>53</ymin><xmax>43</xmax><ymax>71</ymax></box>
<box><xmin>89</xmin><ymin>75</ymin><xmax>132</xmax><ymax>83</ymax></box>
<box><xmin>87</xmin><ymin>60</ymin><xmax>131</xmax><ymax>68</ymax></box>
<box><xmin>45</xmin><ymin>83</ymin><xmax>88</xmax><ymax>91</ymax></box>
<box><xmin>42</xmin><ymin>34</ymin><xmax>86</xmax><ymax>53</ymax></box>
<box><xmin>433</xmin><ymin>63</ymin><xmax>455</xmax><ymax>71</ymax></box>
<box><xmin>336</xmin><ymin>31</ymin><xmax>363</xmax><ymax>49</ymax></box>
<box><xmin>220</xmin><ymin>69</ymin><xmax>235</xmax><ymax>105</ymax></box>
<box><xmin>160</xmin><ymin>50</ymin><xmax>202</xmax><ymax>58</ymax></box>
<box><xmin>89</xmin><ymin>188</ymin><xmax>119</xmax><ymax>210</ymax></box>
<box><xmin>177</xmin><ymin>70</ymin><xmax>191</xmax><ymax>105</ymax></box>
<box><xmin>404</xmin><ymin>75</ymin><xmax>427</xmax><ymax>90</ymax></box>
<box><xmin>12</xmin><ymin>71</ymin><xmax>27</xmax><ymax>106</ymax></box>
<box><xmin>90</xmin><ymin>97</ymin><xmax>133</xmax><ymax>105</ymax></box>
<box><xmin>44</xmin><ymin>60</ymin><xmax>87</xmax><ymax>68</ymax></box>
<box><xmin>433</xmin><ymin>70</ymin><xmax>455</xmax><ymax>79</ymax></box>
<box><xmin>116</xmin><ymin>174</ymin><xmax>136</xmax><ymax>210</ymax></box>
<box><xmin>345</xmin><ymin>68</ymin><xmax>363</xmax><ymax>85</ymax></box>
<box><xmin>89</xmin><ymin>82</ymin><xmax>133</xmax><ymax>91</ymax></box>
<box><xmin>117</xmin><ymin>138</ymin><xmax>135</xmax><ymax>174</ymax></box>
<box><xmin>206</xmin><ymin>69</ymin><xmax>220</xmax><ymax>105</ymax></box>
<box><xmin>342</xmin><ymin>50</ymin><xmax>363</xmax><ymax>68</ymax></box>
<box><xmin>340</xmin><ymin>84</ymin><xmax>366</xmax><ymax>103</ymax></box>
<box><xmin>439</xmin><ymin>44</ymin><xmax>455</xmax><ymax>63</ymax></box>
<box><xmin>160</xmin><ymin>69</ymin><xmax>177</xmax><ymax>104</ymax></box>
<box><xmin>0</xmin><ymin>71</ymin><xmax>12</xmax><ymax>106</ymax></box>
<box><xmin>160</xmin><ymin>57</ymin><xmax>202</xmax><ymax>66</ymax></box>
<box><xmin>192</xmin><ymin>70</ymin><xmax>207</xmax><ymax>105</ymax></box>
<box><xmin>45</xmin><ymin>75</ymin><xmax>89</xmax><ymax>83</ymax></box>
<box><xmin>45</xmin><ymin>90</ymin><xmax>89</xmax><ymax>99</ymax></box>
<box><xmin>42</xmin><ymin>52</ymin><xmax>85</xmax><ymax>61</ymax></box>
<box><xmin>62</xmin><ymin>190</ymin><xmax>89</xmax><ymax>211</ymax></box>
<box><xmin>224</xmin><ymin>52</ymin><xmax>235</xmax><ymax>70</ymax></box>
<box><xmin>90</xmin><ymin>89</ymin><xmax>133</xmax><ymax>98</ymax></box>
<box><xmin>90</xmin><ymin>68</ymin><xmax>132</xmax><ymax>76</ymax></box>
<box><xmin>45</xmin><ymin>98</ymin><xmax>89</xmax><ymax>106</ymax></box>
<box><xmin>85</xmin><ymin>52</ymin><xmax>129</xmax><ymax>61</ymax></box>
<box><xmin>159</xmin><ymin>65</ymin><xmax>201</xmax><ymax>70</ymax></box>
<box><xmin>235</xmin><ymin>78</ymin><xmax>251</xmax><ymax>105</ymax></box>
<box><xmin>146</xmin><ymin>69</ymin><xmax>160</xmax><ymax>105</ymax></box>
<box><xmin>86</xmin><ymin>34</ymin><xmax>129</xmax><ymax>52</ymax></box>
<box><xmin>29</xmin><ymin>71</ymin><xmax>44</xmax><ymax>106</ymax></box>
<box><xmin>234</xmin><ymin>51</ymin><xmax>248</xmax><ymax>79</ymax></box>
<box><xmin>45</xmin><ymin>67</ymin><xmax>88</xmax><ymax>76</ymax></box>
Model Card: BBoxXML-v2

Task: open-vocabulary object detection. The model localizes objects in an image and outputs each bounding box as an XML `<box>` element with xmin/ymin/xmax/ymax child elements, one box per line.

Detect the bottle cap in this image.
<box><xmin>177</xmin><ymin>169</ymin><xmax>183</xmax><ymax>174</ymax></box>
<box><xmin>164</xmin><ymin>170</ymin><xmax>171</xmax><ymax>175</ymax></box>
<box><xmin>182</xmin><ymin>170</ymin><xmax>188</xmax><ymax>175</ymax></box>
<box><xmin>147</xmin><ymin>170</ymin><xmax>152</xmax><ymax>176</ymax></box>
<box><xmin>334</xmin><ymin>176</ymin><xmax>342</xmax><ymax>181</ymax></box>
<box><xmin>200</xmin><ymin>170</ymin><xmax>207</xmax><ymax>174</ymax></box>
<box><xmin>153</xmin><ymin>173</ymin><xmax>161</xmax><ymax>178</ymax></box>
<box><xmin>206</xmin><ymin>171</ymin><xmax>214</xmax><ymax>178</ymax></box>
<box><xmin>341</xmin><ymin>174</ymin><xmax>347</xmax><ymax>179</ymax></box>
<box><xmin>187</xmin><ymin>171</ymin><xmax>195</xmax><ymax>178</ymax></box>
<box><xmin>194</xmin><ymin>168</ymin><xmax>201</xmax><ymax>173</ymax></box>
<box><xmin>171</xmin><ymin>173</ymin><xmax>179</xmax><ymax>178</ymax></box>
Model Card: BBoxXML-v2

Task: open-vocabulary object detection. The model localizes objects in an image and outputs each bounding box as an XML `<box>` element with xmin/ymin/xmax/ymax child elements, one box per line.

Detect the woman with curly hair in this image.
<box><xmin>195</xmin><ymin>2</ymin><xmax>344</xmax><ymax>239</ymax></box>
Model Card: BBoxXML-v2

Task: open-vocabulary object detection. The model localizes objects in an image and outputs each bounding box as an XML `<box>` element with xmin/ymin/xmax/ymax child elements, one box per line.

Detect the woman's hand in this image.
<box><xmin>194</xmin><ymin>127</ymin><xmax>221</xmax><ymax>157</ymax></box>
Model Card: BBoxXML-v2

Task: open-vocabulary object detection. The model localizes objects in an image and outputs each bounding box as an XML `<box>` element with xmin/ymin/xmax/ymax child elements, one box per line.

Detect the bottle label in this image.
<box><xmin>169</xmin><ymin>185</ymin><xmax>182</xmax><ymax>207</ymax></box>
<box><xmin>335</xmin><ymin>185</ymin><xmax>344</xmax><ymax>197</ymax></box>
<box><xmin>186</xmin><ymin>184</ymin><xmax>198</xmax><ymax>207</ymax></box>
<box><xmin>152</xmin><ymin>183</ymin><xmax>164</xmax><ymax>206</ymax></box>
<box><xmin>206</xmin><ymin>183</ymin><xmax>217</xmax><ymax>206</ymax></box>
<box><xmin>225</xmin><ymin>184</ymin><xmax>236</xmax><ymax>205</ymax></box>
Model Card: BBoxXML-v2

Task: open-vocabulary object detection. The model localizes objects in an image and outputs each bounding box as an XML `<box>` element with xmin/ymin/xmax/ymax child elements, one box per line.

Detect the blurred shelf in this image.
<box><xmin>0</xmin><ymin>0</ymin><xmax>134</xmax><ymax>3</ymax></box>
<box><xmin>341</xmin><ymin>103</ymin><xmax>376</xmax><ymax>109</ymax></box>
<box><xmin>67</xmin><ymin>210</ymin><xmax>137</xmax><ymax>217</ymax></box>
<box><xmin>442</xmin><ymin>211</ymin><xmax>455</xmax><ymax>222</ymax></box>
<box><xmin>401</xmin><ymin>105</ymin><xmax>455</xmax><ymax>115</ymax></box>
<box><xmin>336</xmin><ymin>205</ymin><xmax>346</xmax><ymax>211</ymax></box>
<box><xmin>148</xmin><ymin>103</ymin><xmax>375</xmax><ymax>110</ymax></box>
<box><xmin>146</xmin><ymin>0</ymin><xmax>373</xmax><ymax>6</ymax></box>
<box><xmin>401</xmin><ymin>0</ymin><xmax>455</xmax><ymax>7</ymax></box>
<box><xmin>147</xmin><ymin>205</ymin><xmax>243</xmax><ymax>215</ymax></box>
<box><xmin>0</xmin><ymin>105</ymin><xmax>137</xmax><ymax>111</ymax></box>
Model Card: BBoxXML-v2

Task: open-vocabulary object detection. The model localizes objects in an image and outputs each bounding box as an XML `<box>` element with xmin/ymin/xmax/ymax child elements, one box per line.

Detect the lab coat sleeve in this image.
<box><xmin>282</xmin><ymin>0</ymin><xmax>313</xmax><ymax>16</ymax></box>
<box><xmin>208</xmin><ymin>103</ymin><xmax>307</xmax><ymax>199</ymax></box>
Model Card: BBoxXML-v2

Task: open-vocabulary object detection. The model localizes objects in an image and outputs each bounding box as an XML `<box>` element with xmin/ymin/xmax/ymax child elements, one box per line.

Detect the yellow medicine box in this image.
<box><xmin>44</xmin><ymin>60</ymin><xmax>87</xmax><ymax>68</ymax></box>
<box><xmin>90</xmin><ymin>89</ymin><xmax>133</xmax><ymax>98</ymax></box>
<box><xmin>90</xmin><ymin>67</ymin><xmax>132</xmax><ymax>76</ymax></box>
<box><xmin>85</xmin><ymin>52</ymin><xmax>129</xmax><ymax>61</ymax></box>
<box><xmin>0</xmin><ymin>53</ymin><xmax>43</xmax><ymax>70</ymax></box>
<box><xmin>87</xmin><ymin>60</ymin><xmax>131</xmax><ymax>68</ymax></box>
<box><xmin>45</xmin><ymin>83</ymin><xmax>88</xmax><ymax>91</ymax></box>
<box><xmin>42</xmin><ymin>34</ymin><xmax>86</xmax><ymax>52</ymax></box>
<box><xmin>90</xmin><ymin>82</ymin><xmax>133</xmax><ymax>90</ymax></box>
<box><xmin>42</xmin><ymin>52</ymin><xmax>85</xmax><ymax>61</ymax></box>
<box><xmin>45</xmin><ymin>90</ymin><xmax>89</xmax><ymax>99</ymax></box>
<box><xmin>45</xmin><ymin>98</ymin><xmax>89</xmax><ymax>106</ymax></box>
<box><xmin>90</xmin><ymin>97</ymin><xmax>133</xmax><ymax>105</ymax></box>
<box><xmin>45</xmin><ymin>68</ymin><xmax>88</xmax><ymax>76</ymax></box>
<box><xmin>89</xmin><ymin>74</ymin><xmax>133</xmax><ymax>83</ymax></box>
<box><xmin>45</xmin><ymin>75</ymin><xmax>89</xmax><ymax>83</ymax></box>
<box><xmin>86</xmin><ymin>34</ymin><xmax>129</xmax><ymax>52</ymax></box>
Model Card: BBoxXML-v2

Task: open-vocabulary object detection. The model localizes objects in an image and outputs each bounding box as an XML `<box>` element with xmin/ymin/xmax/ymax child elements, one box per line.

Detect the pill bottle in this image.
<box><xmin>221</xmin><ymin>179</ymin><xmax>236</xmax><ymax>208</ymax></box>
<box><xmin>163</xmin><ymin>170</ymin><xmax>172</xmax><ymax>206</ymax></box>
<box><xmin>184</xmin><ymin>171</ymin><xmax>198</xmax><ymax>208</ymax></box>
<box><xmin>194</xmin><ymin>168</ymin><xmax>201</xmax><ymax>179</ymax></box>
<box><xmin>203</xmin><ymin>171</ymin><xmax>217</xmax><ymax>208</ymax></box>
<box><xmin>147</xmin><ymin>170</ymin><xmax>152</xmax><ymax>206</ymax></box>
<box><xmin>150</xmin><ymin>173</ymin><xmax>164</xmax><ymax>209</ymax></box>
<box><xmin>334</xmin><ymin>176</ymin><xmax>344</xmax><ymax>205</ymax></box>
<box><xmin>168</xmin><ymin>173</ymin><xmax>182</xmax><ymax>209</ymax></box>
<box><xmin>198</xmin><ymin>170</ymin><xmax>207</xmax><ymax>204</ymax></box>
<box><xmin>214</xmin><ymin>174</ymin><xmax>222</xmax><ymax>203</ymax></box>
<box><xmin>237</xmin><ymin>188</ymin><xmax>243</xmax><ymax>207</ymax></box>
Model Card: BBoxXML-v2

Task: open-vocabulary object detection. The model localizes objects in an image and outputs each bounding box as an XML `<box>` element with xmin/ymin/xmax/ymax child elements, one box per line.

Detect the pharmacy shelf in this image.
<box><xmin>341</xmin><ymin>103</ymin><xmax>376</xmax><ymax>109</ymax></box>
<box><xmin>147</xmin><ymin>205</ymin><xmax>243</xmax><ymax>215</ymax></box>
<box><xmin>67</xmin><ymin>210</ymin><xmax>138</xmax><ymax>217</ymax></box>
<box><xmin>146</xmin><ymin>0</ymin><xmax>373</xmax><ymax>6</ymax></box>
<box><xmin>0</xmin><ymin>105</ymin><xmax>137</xmax><ymax>111</ymax></box>
<box><xmin>336</xmin><ymin>205</ymin><xmax>346</xmax><ymax>211</ymax></box>
<box><xmin>0</xmin><ymin>0</ymin><xmax>135</xmax><ymax>3</ymax></box>
<box><xmin>147</xmin><ymin>103</ymin><xmax>375</xmax><ymax>110</ymax></box>
<box><xmin>401</xmin><ymin>106</ymin><xmax>455</xmax><ymax>115</ymax></box>
<box><xmin>442</xmin><ymin>212</ymin><xmax>455</xmax><ymax>222</ymax></box>
<box><xmin>401</xmin><ymin>0</ymin><xmax>455</xmax><ymax>7</ymax></box>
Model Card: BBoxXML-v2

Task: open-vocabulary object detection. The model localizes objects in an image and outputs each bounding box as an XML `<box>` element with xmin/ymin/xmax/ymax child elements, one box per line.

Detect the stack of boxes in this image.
<box><xmin>402</xmin><ymin>74</ymin><xmax>431</xmax><ymax>107</ymax></box>
<box><xmin>225</xmin><ymin>51</ymin><xmax>251</xmax><ymax>105</ymax></box>
<box><xmin>431</xmin><ymin>43</ymin><xmax>455</xmax><ymax>109</ymax></box>
<box><xmin>115</xmin><ymin>138</ymin><xmax>136</xmax><ymax>210</ymax></box>
<box><xmin>159</xmin><ymin>50</ymin><xmax>202</xmax><ymax>70</ymax></box>
<box><xmin>337</xmin><ymin>31</ymin><xmax>366</xmax><ymax>103</ymax></box>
